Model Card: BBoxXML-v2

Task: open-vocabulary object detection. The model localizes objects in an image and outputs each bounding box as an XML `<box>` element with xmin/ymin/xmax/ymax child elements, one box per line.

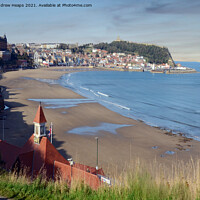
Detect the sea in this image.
<box><xmin>57</xmin><ymin>62</ymin><xmax>200</xmax><ymax>140</ymax></box>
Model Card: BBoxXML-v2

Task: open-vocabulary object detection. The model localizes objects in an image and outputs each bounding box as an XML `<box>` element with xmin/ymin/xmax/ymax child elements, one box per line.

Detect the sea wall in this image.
<box><xmin>54</xmin><ymin>161</ymin><xmax>101</xmax><ymax>190</ymax></box>
<box><xmin>166</xmin><ymin>69</ymin><xmax>197</xmax><ymax>74</ymax></box>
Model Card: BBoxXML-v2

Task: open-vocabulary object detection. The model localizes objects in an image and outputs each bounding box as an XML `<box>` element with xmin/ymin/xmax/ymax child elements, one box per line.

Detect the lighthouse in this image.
<box><xmin>33</xmin><ymin>103</ymin><xmax>47</xmax><ymax>144</ymax></box>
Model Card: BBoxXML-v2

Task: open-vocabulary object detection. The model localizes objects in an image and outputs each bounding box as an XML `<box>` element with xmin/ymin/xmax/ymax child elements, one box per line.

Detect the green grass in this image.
<box><xmin>1</xmin><ymin>159</ymin><xmax>200</xmax><ymax>200</ymax></box>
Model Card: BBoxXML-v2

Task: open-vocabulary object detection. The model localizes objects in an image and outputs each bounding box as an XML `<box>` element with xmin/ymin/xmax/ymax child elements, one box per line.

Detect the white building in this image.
<box><xmin>0</xmin><ymin>51</ymin><xmax>11</xmax><ymax>61</ymax></box>
<box><xmin>41</xmin><ymin>43</ymin><xmax>59</xmax><ymax>49</ymax></box>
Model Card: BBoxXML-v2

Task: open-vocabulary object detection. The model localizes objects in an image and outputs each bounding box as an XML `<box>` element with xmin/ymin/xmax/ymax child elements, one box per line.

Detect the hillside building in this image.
<box><xmin>0</xmin><ymin>35</ymin><xmax>7</xmax><ymax>51</ymax></box>
<box><xmin>0</xmin><ymin>51</ymin><xmax>11</xmax><ymax>61</ymax></box>
<box><xmin>115</xmin><ymin>36</ymin><xmax>122</xmax><ymax>42</ymax></box>
<box><xmin>0</xmin><ymin>104</ymin><xmax>107</xmax><ymax>189</ymax></box>
<box><xmin>0</xmin><ymin>35</ymin><xmax>11</xmax><ymax>62</ymax></box>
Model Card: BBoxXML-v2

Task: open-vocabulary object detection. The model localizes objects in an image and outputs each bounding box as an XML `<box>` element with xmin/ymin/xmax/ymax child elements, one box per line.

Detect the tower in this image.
<box><xmin>115</xmin><ymin>36</ymin><xmax>121</xmax><ymax>42</ymax></box>
<box><xmin>33</xmin><ymin>104</ymin><xmax>47</xmax><ymax>144</ymax></box>
<box><xmin>0</xmin><ymin>34</ymin><xmax>7</xmax><ymax>51</ymax></box>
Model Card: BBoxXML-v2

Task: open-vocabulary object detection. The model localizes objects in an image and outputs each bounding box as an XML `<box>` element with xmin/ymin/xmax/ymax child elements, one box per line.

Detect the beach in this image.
<box><xmin>1</xmin><ymin>67</ymin><xmax>200</xmax><ymax>174</ymax></box>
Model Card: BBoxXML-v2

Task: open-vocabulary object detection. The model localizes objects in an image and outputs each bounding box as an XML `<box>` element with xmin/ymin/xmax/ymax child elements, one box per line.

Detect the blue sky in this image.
<box><xmin>0</xmin><ymin>0</ymin><xmax>200</xmax><ymax>61</ymax></box>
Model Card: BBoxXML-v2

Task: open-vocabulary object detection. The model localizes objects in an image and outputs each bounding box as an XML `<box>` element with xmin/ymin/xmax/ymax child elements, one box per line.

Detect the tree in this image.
<box><xmin>57</xmin><ymin>43</ymin><xmax>69</xmax><ymax>50</ymax></box>
<box><xmin>94</xmin><ymin>41</ymin><xmax>171</xmax><ymax>64</ymax></box>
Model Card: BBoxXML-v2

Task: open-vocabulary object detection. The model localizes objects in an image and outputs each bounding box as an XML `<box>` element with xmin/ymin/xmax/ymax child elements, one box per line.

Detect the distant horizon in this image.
<box><xmin>1</xmin><ymin>0</ymin><xmax>200</xmax><ymax>62</ymax></box>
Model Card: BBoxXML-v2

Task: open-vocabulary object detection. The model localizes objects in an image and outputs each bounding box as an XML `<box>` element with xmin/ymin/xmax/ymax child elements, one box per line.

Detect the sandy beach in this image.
<box><xmin>1</xmin><ymin>67</ymin><xmax>200</xmax><ymax>175</ymax></box>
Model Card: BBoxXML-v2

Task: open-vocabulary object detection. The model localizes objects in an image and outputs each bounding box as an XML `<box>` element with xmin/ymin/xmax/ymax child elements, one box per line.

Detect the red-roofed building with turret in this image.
<box><xmin>0</xmin><ymin>104</ymin><xmax>107</xmax><ymax>189</ymax></box>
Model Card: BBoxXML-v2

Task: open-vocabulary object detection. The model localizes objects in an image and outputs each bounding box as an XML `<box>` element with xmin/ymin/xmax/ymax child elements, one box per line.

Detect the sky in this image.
<box><xmin>0</xmin><ymin>0</ymin><xmax>200</xmax><ymax>61</ymax></box>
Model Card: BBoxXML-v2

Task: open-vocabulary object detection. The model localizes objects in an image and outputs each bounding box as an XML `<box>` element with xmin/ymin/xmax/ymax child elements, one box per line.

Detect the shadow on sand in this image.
<box><xmin>0</xmin><ymin>88</ymin><xmax>71</xmax><ymax>160</ymax></box>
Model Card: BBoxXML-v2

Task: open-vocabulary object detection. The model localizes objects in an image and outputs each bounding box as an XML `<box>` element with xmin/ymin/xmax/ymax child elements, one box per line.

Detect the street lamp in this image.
<box><xmin>95</xmin><ymin>137</ymin><xmax>98</xmax><ymax>171</ymax></box>
<box><xmin>2</xmin><ymin>116</ymin><xmax>5</xmax><ymax>141</ymax></box>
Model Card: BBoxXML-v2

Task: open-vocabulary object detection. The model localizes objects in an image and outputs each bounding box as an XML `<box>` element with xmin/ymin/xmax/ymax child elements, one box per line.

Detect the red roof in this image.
<box><xmin>0</xmin><ymin>140</ymin><xmax>20</xmax><ymax>169</ymax></box>
<box><xmin>18</xmin><ymin>151</ymin><xmax>34</xmax><ymax>175</ymax></box>
<box><xmin>0</xmin><ymin>134</ymin><xmax>105</xmax><ymax>188</ymax></box>
<box><xmin>20</xmin><ymin>134</ymin><xmax>69</xmax><ymax>177</ymax></box>
<box><xmin>33</xmin><ymin>105</ymin><xmax>47</xmax><ymax>123</ymax></box>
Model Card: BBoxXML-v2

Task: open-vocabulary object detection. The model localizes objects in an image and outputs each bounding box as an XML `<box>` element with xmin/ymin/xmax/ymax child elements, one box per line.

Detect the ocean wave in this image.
<box><xmin>169</xmin><ymin>119</ymin><xmax>200</xmax><ymax>129</ymax></box>
<box><xmin>80</xmin><ymin>86</ymin><xmax>89</xmax><ymax>91</ymax></box>
<box><xmin>97</xmin><ymin>91</ymin><xmax>109</xmax><ymax>97</ymax></box>
<box><xmin>139</xmin><ymin>100</ymin><xmax>197</xmax><ymax>116</ymax></box>
<box><xmin>59</xmin><ymin>68</ymin><xmax>200</xmax><ymax>141</ymax></box>
<box><xmin>90</xmin><ymin>89</ymin><xmax>99</xmax><ymax>97</ymax></box>
<box><xmin>144</xmin><ymin>113</ymin><xmax>200</xmax><ymax>129</ymax></box>
<box><xmin>193</xmin><ymin>135</ymin><xmax>200</xmax><ymax>140</ymax></box>
<box><xmin>65</xmin><ymin>74</ymin><xmax>74</xmax><ymax>86</ymax></box>
<box><xmin>138</xmin><ymin>101</ymin><xmax>160</xmax><ymax>108</ymax></box>
<box><xmin>102</xmin><ymin>100</ymin><xmax>131</xmax><ymax>110</ymax></box>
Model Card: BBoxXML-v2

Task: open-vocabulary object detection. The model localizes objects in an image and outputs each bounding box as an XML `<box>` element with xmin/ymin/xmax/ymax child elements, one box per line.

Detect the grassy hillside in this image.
<box><xmin>1</xmin><ymin>159</ymin><xmax>200</xmax><ymax>200</ymax></box>
<box><xmin>94</xmin><ymin>41</ymin><xmax>175</xmax><ymax>65</ymax></box>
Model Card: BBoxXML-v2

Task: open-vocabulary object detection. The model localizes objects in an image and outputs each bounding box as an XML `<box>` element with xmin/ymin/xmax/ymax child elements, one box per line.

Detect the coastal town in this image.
<box><xmin>1</xmin><ymin>0</ymin><xmax>200</xmax><ymax>196</ymax></box>
<box><xmin>0</xmin><ymin>33</ymin><xmax>200</xmax><ymax>199</ymax></box>
<box><xmin>0</xmin><ymin>35</ymin><xmax>196</xmax><ymax>74</ymax></box>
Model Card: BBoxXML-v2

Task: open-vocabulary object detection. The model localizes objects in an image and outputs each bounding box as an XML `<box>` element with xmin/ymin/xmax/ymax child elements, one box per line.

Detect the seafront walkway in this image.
<box><xmin>0</xmin><ymin>196</ymin><xmax>10</xmax><ymax>200</ymax></box>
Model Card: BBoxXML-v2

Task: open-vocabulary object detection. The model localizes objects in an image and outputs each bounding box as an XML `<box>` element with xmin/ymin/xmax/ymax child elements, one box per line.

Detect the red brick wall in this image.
<box><xmin>54</xmin><ymin>161</ymin><xmax>101</xmax><ymax>190</ymax></box>
<box><xmin>54</xmin><ymin>161</ymin><xmax>72</xmax><ymax>186</ymax></box>
<box><xmin>72</xmin><ymin>166</ymin><xmax>101</xmax><ymax>190</ymax></box>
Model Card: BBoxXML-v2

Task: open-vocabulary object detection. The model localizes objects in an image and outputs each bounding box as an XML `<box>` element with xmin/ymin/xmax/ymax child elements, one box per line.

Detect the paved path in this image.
<box><xmin>0</xmin><ymin>196</ymin><xmax>9</xmax><ymax>200</ymax></box>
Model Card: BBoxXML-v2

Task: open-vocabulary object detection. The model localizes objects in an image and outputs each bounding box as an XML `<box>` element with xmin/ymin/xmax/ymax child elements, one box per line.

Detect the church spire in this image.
<box><xmin>33</xmin><ymin>104</ymin><xmax>47</xmax><ymax>124</ymax></box>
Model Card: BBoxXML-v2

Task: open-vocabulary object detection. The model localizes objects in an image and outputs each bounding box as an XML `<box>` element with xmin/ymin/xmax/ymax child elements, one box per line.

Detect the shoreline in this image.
<box><xmin>57</xmin><ymin>69</ymin><xmax>199</xmax><ymax>142</ymax></box>
<box><xmin>1</xmin><ymin>67</ymin><xmax>200</xmax><ymax>174</ymax></box>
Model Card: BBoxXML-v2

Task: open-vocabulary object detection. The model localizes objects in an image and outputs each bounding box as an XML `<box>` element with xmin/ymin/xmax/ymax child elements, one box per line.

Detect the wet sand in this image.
<box><xmin>1</xmin><ymin>67</ymin><xmax>200</xmax><ymax>174</ymax></box>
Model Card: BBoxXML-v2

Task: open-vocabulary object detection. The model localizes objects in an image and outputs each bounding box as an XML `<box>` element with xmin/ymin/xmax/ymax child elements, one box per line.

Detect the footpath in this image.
<box><xmin>0</xmin><ymin>197</ymin><xmax>9</xmax><ymax>200</ymax></box>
